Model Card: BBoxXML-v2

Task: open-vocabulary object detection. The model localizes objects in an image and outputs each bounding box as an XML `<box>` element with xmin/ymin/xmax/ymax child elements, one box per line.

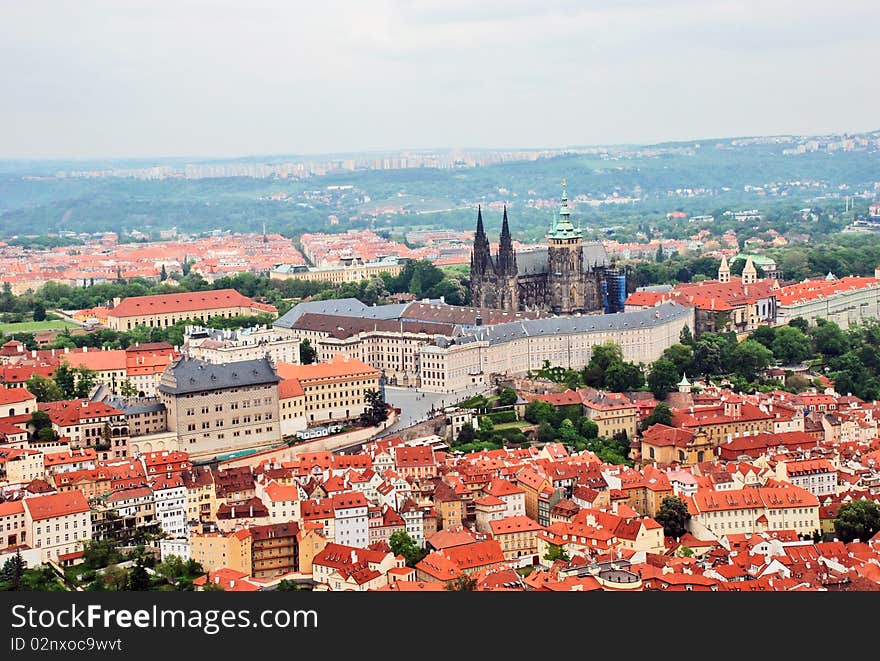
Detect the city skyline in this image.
<box><xmin>2</xmin><ymin>1</ymin><xmax>878</xmax><ymax>159</ymax></box>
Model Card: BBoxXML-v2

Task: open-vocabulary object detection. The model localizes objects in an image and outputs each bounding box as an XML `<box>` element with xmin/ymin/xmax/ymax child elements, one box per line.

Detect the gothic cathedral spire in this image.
<box><xmin>497</xmin><ymin>205</ymin><xmax>516</xmax><ymax>274</ymax></box>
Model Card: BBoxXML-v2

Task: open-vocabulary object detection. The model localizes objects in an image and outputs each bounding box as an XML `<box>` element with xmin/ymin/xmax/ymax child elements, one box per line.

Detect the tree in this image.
<box><xmin>128</xmin><ymin>564</ymin><xmax>151</xmax><ymax>591</ymax></box>
<box><xmin>1</xmin><ymin>550</ymin><xmax>26</xmax><ymax>590</ymax></box>
<box><xmin>456</xmin><ymin>423</ymin><xmax>476</xmax><ymax>445</ymax></box>
<box><xmin>73</xmin><ymin>367</ymin><xmax>98</xmax><ymax>398</ymax></box>
<box><xmin>788</xmin><ymin>317</ymin><xmax>809</xmax><ymax>333</ymax></box>
<box><xmin>156</xmin><ymin>555</ymin><xmax>186</xmax><ymax>584</ymax></box>
<box><xmin>389</xmin><ymin>530</ymin><xmax>426</xmax><ymax>567</ymax></box>
<box><xmin>53</xmin><ymin>363</ymin><xmax>77</xmax><ymax>398</ymax></box>
<box><xmin>537</xmin><ymin>421</ymin><xmax>556</xmax><ymax>443</ymax></box>
<box><xmin>276</xmin><ymin>579</ymin><xmax>300</xmax><ymax>591</ymax></box>
<box><xmin>833</xmin><ymin>499</ymin><xmax>880</xmax><ymax>543</ymax></box>
<box><xmin>25</xmin><ymin>374</ymin><xmax>64</xmax><ymax>402</ymax></box>
<box><xmin>679</xmin><ymin>325</ymin><xmax>694</xmax><ymax>346</ymax></box>
<box><xmin>160</xmin><ymin>264</ymin><xmax>168</xmax><ymax>281</ymax></box>
<box><xmin>605</xmin><ymin>361</ymin><xmax>645</xmax><ymax>392</ymax></box>
<box><xmin>102</xmin><ymin>564</ymin><xmax>129</xmax><ymax>591</ymax></box>
<box><xmin>811</xmin><ymin>321</ymin><xmax>849</xmax><ymax>358</ymax></box>
<box><xmin>647</xmin><ymin>358</ymin><xmax>680</xmax><ymax>400</ymax></box>
<box><xmin>497</xmin><ymin>387</ymin><xmax>518</xmax><ymax>407</ymax></box>
<box><xmin>32</xmin><ymin>300</ymin><xmax>46</xmax><ymax>322</ymax></box>
<box><xmin>643</xmin><ymin>403</ymin><xmax>673</xmax><ymax>429</ymax></box>
<box><xmin>38</xmin><ymin>427</ymin><xmax>59</xmax><ymax>442</ymax></box>
<box><xmin>299</xmin><ymin>339</ymin><xmax>317</xmax><ymax>365</ymax></box>
<box><xmin>524</xmin><ymin>399</ymin><xmax>555</xmax><ymax>425</ymax></box>
<box><xmin>119</xmin><ymin>380</ymin><xmax>138</xmax><ymax>397</ymax></box>
<box><xmin>29</xmin><ymin>409</ymin><xmax>54</xmax><ymax>440</ymax></box>
<box><xmin>360</xmin><ymin>389</ymin><xmax>388</xmax><ymax>426</ymax></box>
<box><xmin>751</xmin><ymin>325</ymin><xmax>777</xmax><ymax>351</ymax></box>
<box><xmin>662</xmin><ymin>343</ymin><xmax>694</xmax><ymax>376</ymax></box>
<box><xmin>732</xmin><ymin>339</ymin><xmax>773</xmax><ymax>382</ymax></box>
<box><xmin>579</xmin><ymin>418</ymin><xmax>599</xmax><ymax>439</ymax></box>
<box><xmin>772</xmin><ymin>326</ymin><xmax>812</xmax><ymax>365</ymax></box>
<box><xmin>445</xmin><ymin>574</ymin><xmax>478</xmax><ymax>591</ymax></box>
<box><xmin>543</xmin><ymin>543</ymin><xmax>570</xmax><ymax>563</ymax></box>
<box><xmin>655</xmin><ymin>496</ymin><xmax>691</xmax><ymax>538</ymax></box>
<box><xmin>693</xmin><ymin>339</ymin><xmax>723</xmax><ymax>378</ymax></box>
<box><xmin>583</xmin><ymin>342</ymin><xmax>624</xmax><ymax>388</ymax></box>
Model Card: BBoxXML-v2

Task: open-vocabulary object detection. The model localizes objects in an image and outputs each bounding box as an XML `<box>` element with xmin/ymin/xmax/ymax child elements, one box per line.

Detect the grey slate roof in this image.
<box><xmin>453</xmin><ymin>301</ymin><xmax>691</xmax><ymax>346</ymax></box>
<box><xmin>273</xmin><ymin>298</ymin><xmax>405</xmax><ymax>329</ymax></box>
<box><xmin>515</xmin><ymin>243</ymin><xmax>609</xmax><ymax>276</ymax></box>
<box><xmin>104</xmin><ymin>397</ymin><xmax>166</xmax><ymax>415</ymax></box>
<box><xmin>158</xmin><ymin>357</ymin><xmax>280</xmax><ymax>395</ymax></box>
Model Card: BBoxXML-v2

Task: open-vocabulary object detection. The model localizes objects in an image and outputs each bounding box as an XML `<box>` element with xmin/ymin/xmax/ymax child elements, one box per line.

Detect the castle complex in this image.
<box><xmin>469</xmin><ymin>183</ymin><xmax>622</xmax><ymax>314</ymax></box>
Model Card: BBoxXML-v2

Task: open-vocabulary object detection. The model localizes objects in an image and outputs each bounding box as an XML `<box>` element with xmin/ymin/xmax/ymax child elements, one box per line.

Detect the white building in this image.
<box><xmin>160</xmin><ymin>538</ymin><xmax>191</xmax><ymax>563</ymax></box>
<box><xmin>185</xmin><ymin>325</ymin><xmax>301</xmax><ymax>366</ymax></box>
<box><xmin>781</xmin><ymin>459</ymin><xmax>838</xmax><ymax>497</ymax></box>
<box><xmin>332</xmin><ymin>492</ymin><xmax>369</xmax><ymax>549</ymax></box>
<box><xmin>151</xmin><ymin>475</ymin><xmax>188</xmax><ymax>538</ymax></box>
<box><xmin>24</xmin><ymin>491</ymin><xmax>92</xmax><ymax>563</ymax></box>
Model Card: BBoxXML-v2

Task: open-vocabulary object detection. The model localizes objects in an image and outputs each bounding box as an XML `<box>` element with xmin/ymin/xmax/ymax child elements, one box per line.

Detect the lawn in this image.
<box><xmin>492</xmin><ymin>421</ymin><xmax>529</xmax><ymax>430</ymax></box>
<box><xmin>0</xmin><ymin>320</ymin><xmax>77</xmax><ymax>335</ymax></box>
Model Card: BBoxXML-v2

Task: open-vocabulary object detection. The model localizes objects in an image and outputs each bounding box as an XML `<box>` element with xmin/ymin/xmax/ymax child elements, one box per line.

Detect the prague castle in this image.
<box><xmin>469</xmin><ymin>182</ymin><xmax>623</xmax><ymax>315</ymax></box>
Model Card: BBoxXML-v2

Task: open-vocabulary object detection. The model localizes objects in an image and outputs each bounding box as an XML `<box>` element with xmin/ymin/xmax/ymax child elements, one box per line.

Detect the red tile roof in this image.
<box><xmin>109</xmin><ymin>289</ymin><xmax>272</xmax><ymax>318</ymax></box>
<box><xmin>23</xmin><ymin>491</ymin><xmax>90</xmax><ymax>520</ymax></box>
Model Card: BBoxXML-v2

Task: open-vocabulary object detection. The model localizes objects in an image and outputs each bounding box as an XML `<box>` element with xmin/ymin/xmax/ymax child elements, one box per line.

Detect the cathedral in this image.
<box><xmin>469</xmin><ymin>183</ymin><xmax>619</xmax><ymax>314</ymax></box>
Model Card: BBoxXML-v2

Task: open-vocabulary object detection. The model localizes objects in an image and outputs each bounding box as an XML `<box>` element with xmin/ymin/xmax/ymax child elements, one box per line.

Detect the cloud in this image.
<box><xmin>0</xmin><ymin>0</ymin><xmax>877</xmax><ymax>157</ymax></box>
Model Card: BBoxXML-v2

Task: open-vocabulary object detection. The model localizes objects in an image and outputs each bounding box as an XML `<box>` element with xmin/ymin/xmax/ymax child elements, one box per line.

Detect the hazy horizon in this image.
<box><xmin>3</xmin><ymin>0</ymin><xmax>878</xmax><ymax>160</ymax></box>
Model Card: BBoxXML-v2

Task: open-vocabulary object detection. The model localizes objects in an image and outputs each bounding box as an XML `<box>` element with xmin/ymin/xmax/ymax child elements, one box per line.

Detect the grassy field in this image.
<box><xmin>492</xmin><ymin>421</ymin><xmax>530</xmax><ymax>431</ymax></box>
<box><xmin>0</xmin><ymin>320</ymin><xmax>77</xmax><ymax>335</ymax></box>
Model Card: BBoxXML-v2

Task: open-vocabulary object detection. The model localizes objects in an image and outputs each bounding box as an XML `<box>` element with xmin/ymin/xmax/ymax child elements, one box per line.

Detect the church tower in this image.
<box><xmin>495</xmin><ymin>206</ymin><xmax>518</xmax><ymax>311</ymax></box>
<box><xmin>718</xmin><ymin>254</ymin><xmax>731</xmax><ymax>283</ymax></box>
<box><xmin>742</xmin><ymin>256</ymin><xmax>758</xmax><ymax>285</ymax></box>
<box><xmin>547</xmin><ymin>181</ymin><xmax>586</xmax><ymax>314</ymax></box>
<box><xmin>469</xmin><ymin>206</ymin><xmax>495</xmax><ymax>308</ymax></box>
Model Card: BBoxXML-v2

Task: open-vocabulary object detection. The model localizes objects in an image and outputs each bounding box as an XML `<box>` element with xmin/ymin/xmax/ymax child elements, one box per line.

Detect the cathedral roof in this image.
<box><xmin>515</xmin><ymin>245</ymin><xmax>609</xmax><ymax>276</ymax></box>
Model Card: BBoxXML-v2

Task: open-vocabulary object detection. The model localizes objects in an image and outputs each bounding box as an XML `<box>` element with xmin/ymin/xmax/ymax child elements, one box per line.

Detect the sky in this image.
<box><xmin>1</xmin><ymin>0</ymin><xmax>878</xmax><ymax>159</ymax></box>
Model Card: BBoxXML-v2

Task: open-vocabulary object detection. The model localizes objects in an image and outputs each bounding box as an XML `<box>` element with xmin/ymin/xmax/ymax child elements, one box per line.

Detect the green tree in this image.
<box><xmin>389</xmin><ymin>530</ymin><xmax>426</xmax><ymax>567</ymax></box>
<box><xmin>788</xmin><ymin>317</ymin><xmax>809</xmax><ymax>333</ymax></box>
<box><xmin>38</xmin><ymin>427</ymin><xmax>59</xmax><ymax>442</ymax></box>
<box><xmin>32</xmin><ymin>300</ymin><xmax>46</xmax><ymax>322</ymax></box>
<box><xmin>643</xmin><ymin>403</ymin><xmax>673</xmax><ymax>429</ymax></box>
<box><xmin>537</xmin><ymin>421</ymin><xmax>556</xmax><ymax>443</ymax></box>
<box><xmin>160</xmin><ymin>264</ymin><xmax>168</xmax><ymax>281</ymax></box>
<box><xmin>276</xmin><ymin>579</ymin><xmax>300</xmax><ymax>591</ymax></box>
<box><xmin>811</xmin><ymin>321</ymin><xmax>849</xmax><ymax>358</ymax></box>
<box><xmin>102</xmin><ymin>565</ymin><xmax>129</xmax><ymax>591</ymax></box>
<box><xmin>29</xmin><ymin>409</ymin><xmax>54</xmax><ymax>439</ymax></box>
<box><xmin>751</xmin><ymin>325</ymin><xmax>777</xmax><ymax>351</ymax></box>
<box><xmin>360</xmin><ymin>389</ymin><xmax>388</xmax><ymax>426</ymax></box>
<box><xmin>53</xmin><ymin>363</ymin><xmax>77</xmax><ymax>398</ymax></box>
<box><xmin>524</xmin><ymin>400</ymin><xmax>555</xmax><ymax>425</ymax></box>
<box><xmin>497</xmin><ymin>387</ymin><xmax>518</xmax><ymax>407</ymax></box>
<box><xmin>1</xmin><ymin>550</ymin><xmax>26</xmax><ymax>590</ymax></box>
<box><xmin>543</xmin><ymin>543</ymin><xmax>570</xmax><ymax>563</ymax></box>
<box><xmin>693</xmin><ymin>339</ymin><xmax>723</xmax><ymax>378</ymax></box>
<box><xmin>73</xmin><ymin>367</ymin><xmax>98</xmax><ymax>398</ymax></box>
<box><xmin>605</xmin><ymin>361</ymin><xmax>645</xmax><ymax>392</ymax></box>
<box><xmin>661</xmin><ymin>343</ymin><xmax>694</xmax><ymax>376</ymax></box>
<box><xmin>679</xmin><ymin>325</ymin><xmax>694</xmax><ymax>346</ymax></box>
<box><xmin>299</xmin><ymin>339</ymin><xmax>317</xmax><ymax>365</ymax></box>
<box><xmin>772</xmin><ymin>326</ymin><xmax>812</xmax><ymax>364</ymax></box>
<box><xmin>655</xmin><ymin>496</ymin><xmax>691</xmax><ymax>538</ymax></box>
<box><xmin>119</xmin><ymin>380</ymin><xmax>138</xmax><ymax>398</ymax></box>
<box><xmin>579</xmin><ymin>418</ymin><xmax>599</xmax><ymax>439</ymax></box>
<box><xmin>583</xmin><ymin>342</ymin><xmax>624</xmax><ymax>388</ymax></box>
<box><xmin>647</xmin><ymin>358</ymin><xmax>680</xmax><ymax>400</ymax></box>
<box><xmin>732</xmin><ymin>339</ymin><xmax>773</xmax><ymax>381</ymax></box>
<box><xmin>833</xmin><ymin>499</ymin><xmax>880</xmax><ymax>543</ymax></box>
<box><xmin>456</xmin><ymin>423</ymin><xmax>476</xmax><ymax>445</ymax></box>
<box><xmin>25</xmin><ymin>374</ymin><xmax>64</xmax><ymax>402</ymax></box>
<box><xmin>128</xmin><ymin>564</ymin><xmax>151</xmax><ymax>591</ymax></box>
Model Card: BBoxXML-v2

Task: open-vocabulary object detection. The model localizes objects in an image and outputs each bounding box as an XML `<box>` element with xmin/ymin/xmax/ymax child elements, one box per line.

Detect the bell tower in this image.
<box><xmin>547</xmin><ymin>180</ymin><xmax>586</xmax><ymax>314</ymax></box>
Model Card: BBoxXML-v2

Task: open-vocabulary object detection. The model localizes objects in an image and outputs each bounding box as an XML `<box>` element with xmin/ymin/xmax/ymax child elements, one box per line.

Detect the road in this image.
<box><xmin>379</xmin><ymin>383</ymin><xmax>493</xmax><ymax>437</ymax></box>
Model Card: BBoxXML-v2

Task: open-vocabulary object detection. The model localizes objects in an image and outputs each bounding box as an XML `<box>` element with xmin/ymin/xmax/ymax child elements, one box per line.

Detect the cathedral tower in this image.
<box><xmin>495</xmin><ymin>206</ymin><xmax>518</xmax><ymax>311</ymax></box>
<box><xmin>718</xmin><ymin>254</ymin><xmax>731</xmax><ymax>283</ymax></box>
<box><xmin>469</xmin><ymin>206</ymin><xmax>495</xmax><ymax>308</ymax></box>
<box><xmin>547</xmin><ymin>181</ymin><xmax>586</xmax><ymax>314</ymax></box>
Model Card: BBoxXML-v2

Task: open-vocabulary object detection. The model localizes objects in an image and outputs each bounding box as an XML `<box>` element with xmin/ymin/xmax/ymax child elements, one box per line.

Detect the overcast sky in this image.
<box><xmin>2</xmin><ymin>0</ymin><xmax>878</xmax><ymax>159</ymax></box>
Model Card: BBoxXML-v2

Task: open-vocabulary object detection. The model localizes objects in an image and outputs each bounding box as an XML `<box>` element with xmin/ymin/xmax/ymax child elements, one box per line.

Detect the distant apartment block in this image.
<box><xmin>270</xmin><ymin>255</ymin><xmax>403</xmax><ymax>285</ymax></box>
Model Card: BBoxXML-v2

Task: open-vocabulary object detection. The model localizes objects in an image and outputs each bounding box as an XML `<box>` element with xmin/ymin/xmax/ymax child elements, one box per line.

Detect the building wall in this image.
<box><xmin>495</xmin><ymin>529</ymin><xmax>539</xmax><ymax>560</ymax></box>
<box><xmin>297</xmin><ymin>373</ymin><xmax>380</xmax><ymax>426</ymax></box>
<box><xmin>252</xmin><ymin>535</ymin><xmax>298</xmax><ymax>578</ymax></box>
<box><xmin>777</xmin><ymin>285</ymin><xmax>880</xmax><ymax>328</ymax></box>
<box><xmin>190</xmin><ymin>532</ymin><xmax>251</xmax><ymax>574</ymax></box>
<box><xmin>27</xmin><ymin>511</ymin><xmax>92</xmax><ymax>563</ymax></box>
<box><xmin>109</xmin><ymin>304</ymin><xmax>267</xmax><ymax>331</ymax></box>
<box><xmin>270</xmin><ymin>260</ymin><xmax>403</xmax><ymax>285</ymax></box>
<box><xmin>160</xmin><ymin>383</ymin><xmax>281</xmax><ymax>461</ymax></box>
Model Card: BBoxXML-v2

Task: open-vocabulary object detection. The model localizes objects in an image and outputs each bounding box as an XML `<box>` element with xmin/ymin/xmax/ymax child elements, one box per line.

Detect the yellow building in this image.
<box><xmin>190</xmin><ymin>528</ymin><xmax>252</xmax><ymax>574</ymax></box>
<box><xmin>107</xmin><ymin>289</ymin><xmax>276</xmax><ymax>331</ymax></box>
<box><xmin>489</xmin><ymin>515</ymin><xmax>544</xmax><ymax>561</ymax></box>
<box><xmin>275</xmin><ymin>355</ymin><xmax>381</xmax><ymax>427</ymax></box>
<box><xmin>640</xmin><ymin>425</ymin><xmax>714</xmax><ymax>468</ymax></box>
<box><xmin>270</xmin><ymin>257</ymin><xmax>403</xmax><ymax>285</ymax></box>
<box><xmin>579</xmin><ymin>389</ymin><xmax>639</xmax><ymax>440</ymax></box>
